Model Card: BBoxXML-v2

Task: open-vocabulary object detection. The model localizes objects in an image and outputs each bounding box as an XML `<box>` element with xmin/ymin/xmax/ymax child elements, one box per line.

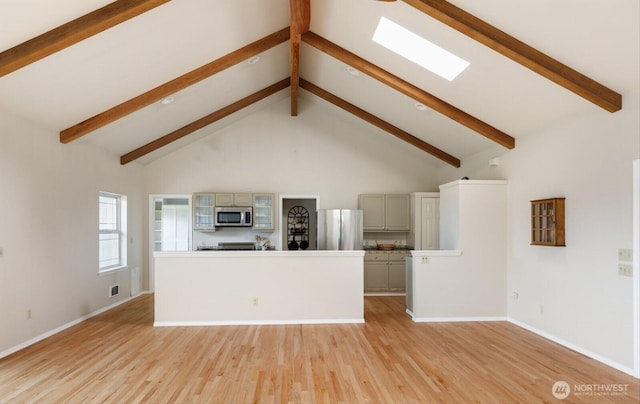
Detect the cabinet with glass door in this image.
<box><xmin>531</xmin><ymin>198</ymin><xmax>565</xmax><ymax>246</ymax></box>
<box><xmin>193</xmin><ymin>193</ymin><xmax>216</xmax><ymax>231</ymax></box>
<box><xmin>253</xmin><ymin>194</ymin><xmax>275</xmax><ymax>230</ymax></box>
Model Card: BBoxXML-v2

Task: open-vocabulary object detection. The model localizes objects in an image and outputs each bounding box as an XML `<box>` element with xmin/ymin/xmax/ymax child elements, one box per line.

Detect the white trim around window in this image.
<box><xmin>99</xmin><ymin>191</ymin><xmax>127</xmax><ymax>274</ymax></box>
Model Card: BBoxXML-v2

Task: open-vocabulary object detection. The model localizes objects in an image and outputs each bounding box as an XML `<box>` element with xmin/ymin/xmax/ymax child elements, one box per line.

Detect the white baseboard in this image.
<box><xmin>508</xmin><ymin>318</ymin><xmax>637</xmax><ymax>378</ymax></box>
<box><xmin>411</xmin><ymin>316</ymin><xmax>507</xmax><ymax>323</ymax></box>
<box><xmin>0</xmin><ymin>293</ymin><xmax>144</xmax><ymax>360</ymax></box>
<box><xmin>154</xmin><ymin>318</ymin><xmax>365</xmax><ymax>327</ymax></box>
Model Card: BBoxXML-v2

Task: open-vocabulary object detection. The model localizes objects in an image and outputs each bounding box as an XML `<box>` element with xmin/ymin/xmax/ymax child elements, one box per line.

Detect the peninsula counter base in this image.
<box><xmin>154</xmin><ymin>251</ymin><xmax>365</xmax><ymax>326</ymax></box>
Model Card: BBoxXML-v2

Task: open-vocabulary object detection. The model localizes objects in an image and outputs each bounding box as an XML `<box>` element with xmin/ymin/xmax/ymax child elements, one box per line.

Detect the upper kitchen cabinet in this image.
<box><xmin>386</xmin><ymin>195</ymin><xmax>411</xmax><ymax>231</ymax></box>
<box><xmin>253</xmin><ymin>194</ymin><xmax>275</xmax><ymax>230</ymax></box>
<box><xmin>193</xmin><ymin>193</ymin><xmax>216</xmax><ymax>231</ymax></box>
<box><xmin>359</xmin><ymin>194</ymin><xmax>385</xmax><ymax>230</ymax></box>
<box><xmin>359</xmin><ymin>194</ymin><xmax>410</xmax><ymax>232</ymax></box>
<box><xmin>216</xmin><ymin>193</ymin><xmax>252</xmax><ymax>207</ymax></box>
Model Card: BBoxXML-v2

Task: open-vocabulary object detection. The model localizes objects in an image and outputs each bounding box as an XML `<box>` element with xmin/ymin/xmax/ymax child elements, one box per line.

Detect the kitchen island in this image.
<box><xmin>153</xmin><ymin>250</ymin><xmax>365</xmax><ymax>326</ymax></box>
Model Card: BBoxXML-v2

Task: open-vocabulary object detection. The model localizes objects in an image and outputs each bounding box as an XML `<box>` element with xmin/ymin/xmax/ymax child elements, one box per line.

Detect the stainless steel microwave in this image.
<box><xmin>214</xmin><ymin>207</ymin><xmax>252</xmax><ymax>227</ymax></box>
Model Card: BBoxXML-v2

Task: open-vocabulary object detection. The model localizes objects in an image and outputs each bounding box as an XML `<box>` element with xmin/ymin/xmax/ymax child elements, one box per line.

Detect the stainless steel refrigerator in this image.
<box><xmin>317</xmin><ymin>209</ymin><xmax>363</xmax><ymax>250</ymax></box>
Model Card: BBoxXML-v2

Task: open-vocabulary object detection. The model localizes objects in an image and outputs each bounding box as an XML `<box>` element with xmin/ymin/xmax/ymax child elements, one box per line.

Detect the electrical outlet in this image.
<box><xmin>0</xmin><ymin>246</ymin><xmax>3</xmax><ymax>257</ymax></box>
<box><xmin>27</xmin><ymin>309</ymin><xmax>32</xmax><ymax>320</ymax></box>
<box><xmin>539</xmin><ymin>305</ymin><xmax>544</xmax><ymax>315</ymax></box>
<box><xmin>618</xmin><ymin>248</ymin><xmax>633</xmax><ymax>262</ymax></box>
<box><xmin>421</xmin><ymin>257</ymin><xmax>428</xmax><ymax>264</ymax></box>
<box><xmin>252</xmin><ymin>298</ymin><xmax>259</xmax><ymax>306</ymax></box>
<box><xmin>618</xmin><ymin>264</ymin><xmax>633</xmax><ymax>277</ymax></box>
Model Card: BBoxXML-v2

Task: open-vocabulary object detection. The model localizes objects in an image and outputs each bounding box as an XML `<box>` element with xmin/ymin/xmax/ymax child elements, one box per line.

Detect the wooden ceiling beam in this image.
<box><xmin>120</xmin><ymin>78</ymin><xmax>290</xmax><ymax>164</ymax></box>
<box><xmin>290</xmin><ymin>0</ymin><xmax>311</xmax><ymax>35</ymax></box>
<box><xmin>61</xmin><ymin>27</ymin><xmax>290</xmax><ymax>144</ymax></box>
<box><xmin>289</xmin><ymin>0</ymin><xmax>310</xmax><ymax>116</ymax></box>
<box><xmin>402</xmin><ymin>0</ymin><xmax>622</xmax><ymax>112</ymax></box>
<box><xmin>0</xmin><ymin>0</ymin><xmax>171</xmax><ymax>78</ymax></box>
<box><xmin>302</xmin><ymin>31</ymin><xmax>515</xmax><ymax>149</ymax></box>
<box><xmin>300</xmin><ymin>79</ymin><xmax>461</xmax><ymax>167</ymax></box>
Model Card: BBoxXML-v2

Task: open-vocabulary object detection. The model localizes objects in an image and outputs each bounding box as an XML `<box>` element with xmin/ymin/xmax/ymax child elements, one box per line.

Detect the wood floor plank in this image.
<box><xmin>0</xmin><ymin>294</ymin><xmax>638</xmax><ymax>403</ymax></box>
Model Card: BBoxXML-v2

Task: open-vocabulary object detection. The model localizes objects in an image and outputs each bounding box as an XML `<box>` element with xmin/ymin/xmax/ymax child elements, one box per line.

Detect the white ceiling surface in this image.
<box><xmin>0</xmin><ymin>0</ymin><xmax>637</xmax><ymax>166</ymax></box>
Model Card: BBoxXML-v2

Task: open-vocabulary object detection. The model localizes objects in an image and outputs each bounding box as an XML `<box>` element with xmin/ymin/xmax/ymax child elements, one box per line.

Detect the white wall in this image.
<box><xmin>438</xmin><ymin>91</ymin><xmax>640</xmax><ymax>371</ymax></box>
<box><xmin>142</xmin><ymin>96</ymin><xmax>441</xmax><ymax>286</ymax></box>
<box><xmin>154</xmin><ymin>251</ymin><xmax>364</xmax><ymax>325</ymax></box>
<box><xmin>0</xmin><ymin>111</ymin><xmax>144</xmax><ymax>356</ymax></box>
<box><xmin>408</xmin><ymin>181</ymin><xmax>507</xmax><ymax>320</ymax></box>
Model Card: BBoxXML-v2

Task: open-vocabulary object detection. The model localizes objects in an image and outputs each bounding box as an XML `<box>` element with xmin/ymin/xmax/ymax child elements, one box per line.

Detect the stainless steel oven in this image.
<box><xmin>214</xmin><ymin>207</ymin><xmax>252</xmax><ymax>227</ymax></box>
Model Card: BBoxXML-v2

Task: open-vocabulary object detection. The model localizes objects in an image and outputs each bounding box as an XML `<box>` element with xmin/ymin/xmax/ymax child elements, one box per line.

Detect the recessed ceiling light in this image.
<box><xmin>160</xmin><ymin>96</ymin><xmax>175</xmax><ymax>105</ymax></box>
<box><xmin>415</xmin><ymin>102</ymin><xmax>428</xmax><ymax>111</ymax></box>
<box><xmin>372</xmin><ymin>17</ymin><xmax>470</xmax><ymax>81</ymax></box>
<box><xmin>247</xmin><ymin>56</ymin><xmax>261</xmax><ymax>65</ymax></box>
<box><xmin>346</xmin><ymin>66</ymin><xmax>360</xmax><ymax>76</ymax></box>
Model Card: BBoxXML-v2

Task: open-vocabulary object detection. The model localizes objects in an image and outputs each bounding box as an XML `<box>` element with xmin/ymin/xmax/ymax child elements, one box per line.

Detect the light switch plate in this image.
<box><xmin>0</xmin><ymin>246</ymin><xmax>3</xmax><ymax>257</ymax></box>
<box><xmin>618</xmin><ymin>248</ymin><xmax>633</xmax><ymax>262</ymax></box>
<box><xmin>618</xmin><ymin>263</ymin><xmax>633</xmax><ymax>277</ymax></box>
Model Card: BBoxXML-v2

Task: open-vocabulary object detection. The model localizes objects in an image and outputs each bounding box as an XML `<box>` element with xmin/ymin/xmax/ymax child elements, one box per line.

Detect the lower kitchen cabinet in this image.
<box><xmin>365</xmin><ymin>262</ymin><xmax>388</xmax><ymax>289</ymax></box>
<box><xmin>364</xmin><ymin>251</ymin><xmax>410</xmax><ymax>292</ymax></box>
<box><xmin>388</xmin><ymin>261</ymin><xmax>406</xmax><ymax>289</ymax></box>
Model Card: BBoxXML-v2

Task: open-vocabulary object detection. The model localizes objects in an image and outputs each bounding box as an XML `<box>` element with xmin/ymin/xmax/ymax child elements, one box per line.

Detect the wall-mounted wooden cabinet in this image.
<box><xmin>531</xmin><ymin>198</ymin><xmax>565</xmax><ymax>246</ymax></box>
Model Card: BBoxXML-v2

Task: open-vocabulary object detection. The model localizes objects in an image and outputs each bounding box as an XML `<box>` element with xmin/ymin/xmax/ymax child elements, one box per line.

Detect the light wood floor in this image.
<box><xmin>0</xmin><ymin>295</ymin><xmax>638</xmax><ymax>403</ymax></box>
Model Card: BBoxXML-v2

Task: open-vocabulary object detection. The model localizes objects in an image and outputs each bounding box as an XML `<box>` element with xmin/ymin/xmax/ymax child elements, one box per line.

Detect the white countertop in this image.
<box><xmin>154</xmin><ymin>250</ymin><xmax>365</xmax><ymax>258</ymax></box>
<box><xmin>410</xmin><ymin>250</ymin><xmax>463</xmax><ymax>257</ymax></box>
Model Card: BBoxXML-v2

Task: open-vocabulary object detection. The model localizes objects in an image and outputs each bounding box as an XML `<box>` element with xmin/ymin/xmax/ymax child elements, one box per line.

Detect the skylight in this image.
<box><xmin>372</xmin><ymin>17</ymin><xmax>470</xmax><ymax>81</ymax></box>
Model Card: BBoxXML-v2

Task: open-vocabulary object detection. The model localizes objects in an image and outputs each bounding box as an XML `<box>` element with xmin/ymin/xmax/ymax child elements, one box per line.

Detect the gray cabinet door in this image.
<box><xmin>365</xmin><ymin>262</ymin><xmax>389</xmax><ymax>290</ymax></box>
<box><xmin>385</xmin><ymin>194</ymin><xmax>410</xmax><ymax>231</ymax></box>
<box><xmin>388</xmin><ymin>261</ymin><xmax>406</xmax><ymax>289</ymax></box>
<box><xmin>359</xmin><ymin>194</ymin><xmax>386</xmax><ymax>230</ymax></box>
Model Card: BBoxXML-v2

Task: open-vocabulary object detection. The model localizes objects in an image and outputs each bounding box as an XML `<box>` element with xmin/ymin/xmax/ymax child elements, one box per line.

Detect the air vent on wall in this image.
<box><xmin>109</xmin><ymin>284</ymin><xmax>120</xmax><ymax>298</ymax></box>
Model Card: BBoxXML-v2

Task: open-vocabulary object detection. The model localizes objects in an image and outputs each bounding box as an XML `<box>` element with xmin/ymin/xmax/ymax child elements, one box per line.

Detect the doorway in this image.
<box><xmin>148</xmin><ymin>195</ymin><xmax>191</xmax><ymax>292</ymax></box>
<box><xmin>280</xmin><ymin>195</ymin><xmax>319</xmax><ymax>251</ymax></box>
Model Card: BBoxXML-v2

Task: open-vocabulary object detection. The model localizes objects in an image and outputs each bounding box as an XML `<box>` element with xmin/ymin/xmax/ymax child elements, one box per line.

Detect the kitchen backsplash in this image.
<box><xmin>363</xmin><ymin>232</ymin><xmax>410</xmax><ymax>248</ymax></box>
<box><xmin>193</xmin><ymin>228</ymin><xmax>277</xmax><ymax>250</ymax></box>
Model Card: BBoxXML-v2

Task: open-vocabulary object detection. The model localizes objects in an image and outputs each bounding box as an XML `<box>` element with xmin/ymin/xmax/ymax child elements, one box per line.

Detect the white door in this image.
<box><xmin>420</xmin><ymin>197</ymin><xmax>440</xmax><ymax>250</ymax></box>
<box><xmin>161</xmin><ymin>204</ymin><xmax>190</xmax><ymax>251</ymax></box>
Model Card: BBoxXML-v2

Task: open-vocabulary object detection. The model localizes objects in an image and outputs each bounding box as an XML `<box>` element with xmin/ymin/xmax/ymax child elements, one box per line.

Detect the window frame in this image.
<box><xmin>99</xmin><ymin>191</ymin><xmax>127</xmax><ymax>273</ymax></box>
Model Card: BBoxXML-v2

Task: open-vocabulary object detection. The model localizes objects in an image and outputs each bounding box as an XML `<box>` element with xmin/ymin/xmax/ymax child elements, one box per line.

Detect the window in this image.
<box><xmin>99</xmin><ymin>192</ymin><xmax>127</xmax><ymax>272</ymax></box>
<box><xmin>372</xmin><ymin>16</ymin><xmax>470</xmax><ymax>81</ymax></box>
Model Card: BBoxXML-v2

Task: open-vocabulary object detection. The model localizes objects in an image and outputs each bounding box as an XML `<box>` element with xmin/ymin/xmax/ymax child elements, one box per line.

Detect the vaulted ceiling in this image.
<box><xmin>1</xmin><ymin>0</ymin><xmax>637</xmax><ymax>167</ymax></box>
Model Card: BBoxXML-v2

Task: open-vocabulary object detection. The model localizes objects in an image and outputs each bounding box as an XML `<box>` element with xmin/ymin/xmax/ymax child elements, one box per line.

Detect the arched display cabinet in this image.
<box><xmin>287</xmin><ymin>205</ymin><xmax>309</xmax><ymax>250</ymax></box>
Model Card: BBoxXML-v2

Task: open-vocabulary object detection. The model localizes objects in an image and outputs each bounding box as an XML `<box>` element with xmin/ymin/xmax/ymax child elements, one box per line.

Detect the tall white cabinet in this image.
<box><xmin>407</xmin><ymin>180</ymin><xmax>508</xmax><ymax>320</ymax></box>
<box><xmin>439</xmin><ymin>180</ymin><xmax>507</xmax><ymax>251</ymax></box>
